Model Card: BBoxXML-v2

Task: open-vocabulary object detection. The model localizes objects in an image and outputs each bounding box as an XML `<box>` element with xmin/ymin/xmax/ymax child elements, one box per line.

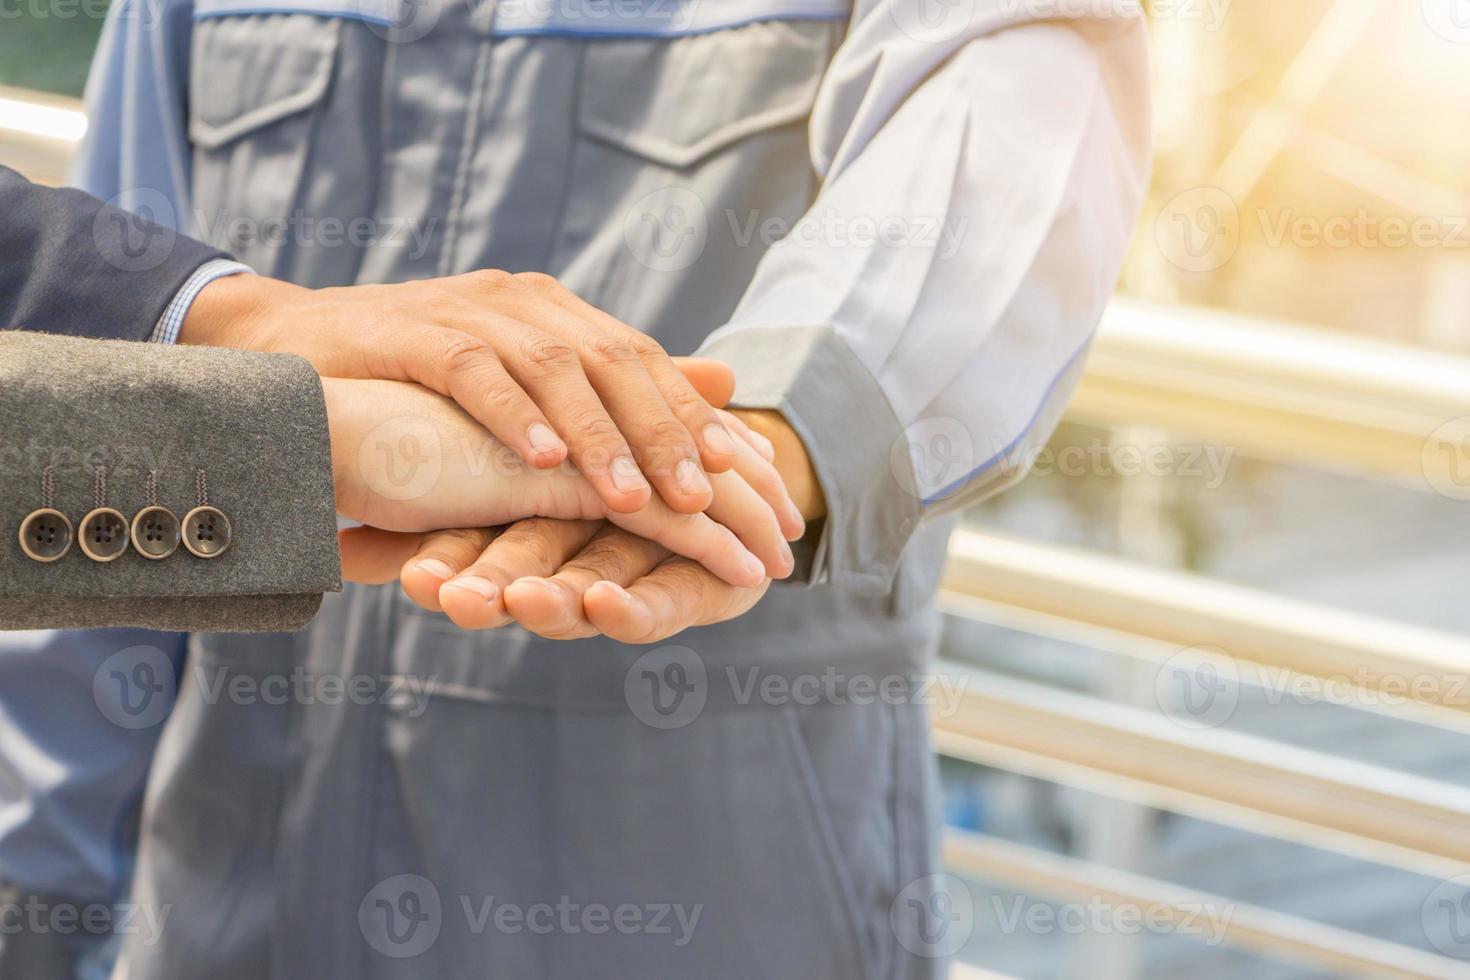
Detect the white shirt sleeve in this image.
<box><xmin>698</xmin><ymin>2</ymin><xmax>1153</xmax><ymax>593</ymax></box>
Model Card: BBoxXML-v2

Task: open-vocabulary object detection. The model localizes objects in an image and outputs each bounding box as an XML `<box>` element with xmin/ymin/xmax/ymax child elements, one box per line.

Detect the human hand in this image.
<box><xmin>324</xmin><ymin>379</ymin><xmax>801</xmax><ymax>587</ymax></box>
<box><xmin>339</xmin><ymin>408</ymin><xmax>826</xmax><ymax>640</ymax></box>
<box><xmin>343</xmin><ymin>519</ymin><xmax>771</xmax><ymax>643</ymax></box>
<box><xmin>182</xmin><ymin>269</ymin><xmax>742</xmax><ymax>514</ymax></box>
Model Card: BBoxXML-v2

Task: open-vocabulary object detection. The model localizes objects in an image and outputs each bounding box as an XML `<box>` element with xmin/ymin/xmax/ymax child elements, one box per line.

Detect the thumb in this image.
<box><xmin>673</xmin><ymin>357</ymin><xmax>735</xmax><ymax>408</ymax></box>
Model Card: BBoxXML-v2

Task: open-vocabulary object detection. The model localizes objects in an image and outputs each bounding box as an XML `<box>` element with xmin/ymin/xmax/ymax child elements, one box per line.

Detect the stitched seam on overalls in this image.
<box><xmin>540</xmin><ymin>41</ymin><xmax>585</xmax><ymax>272</ymax></box>
<box><xmin>438</xmin><ymin>36</ymin><xmax>495</xmax><ymax>277</ymax></box>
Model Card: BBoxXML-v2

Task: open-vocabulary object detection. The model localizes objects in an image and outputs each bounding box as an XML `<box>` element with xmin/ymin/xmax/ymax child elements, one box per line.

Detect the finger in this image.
<box><xmin>366</xmin><ymin>324</ymin><xmax>570</xmax><ymax>471</ymax></box>
<box><xmin>516</xmin><ymin>277</ymin><xmax>729</xmax><ymax>502</ymax></box>
<box><xmin>673</xmin><ymin>357</ymin><xmax>735</xmax><ymax>409</ymax></box>
<box><xmin>639</xmin><ymin>352</ymin><xmax>741</xmax><ymax>475</ymax></box>
<box><xmin>426</xmin><ymin>311</ymin><xmax>649</xmax><ymax>511</ymax></box>
<box><xmin>583</xmin><ymin>558</ymin><xmax>769</xmax><ymax>644</ymax></box>
<box><xmin>716</xmin><ymin>413</ymin><xmax>803</xmax><ymax>540</ymax></box>
<box><xmin>575</xmin><ymin>333</ymin><xmax>713</xmax><ymax>514</ymax></box>
<box><xmin>438</xmin><ymin>519</ymin><xmax>601</xmax><ymax>630</ymax></box>
<box><xmin>502</xmin><ymin>527</ymin><xmax>667</xmax><ymax>639</ymax></box>
<box><xmin>491</xmin><ymin>325</ymin><xmax>656</xmax><ymax>511</ymax></box>
<box><xmin>704</xmin><ymin>469</ymin><xmax>794</xmax><ymax>580</ymax></box>
<box><xmin>720</xmin><ymin>408</ymin><xmax>776</xmax><ymax>462</ymax></box>
<box><xmin>604</xmin><ymin>495</ymin><xmax>766</xmax><ymax>588</ymax></box>
<box><xmin>340</xmin><ymin>527</ymin><xmax>427</xmax><ymax>584</ymax></box>
<box><xmin>400</xmin><ymin>527</ymin><xmax>499</xmax><ymax>612</ymax></box>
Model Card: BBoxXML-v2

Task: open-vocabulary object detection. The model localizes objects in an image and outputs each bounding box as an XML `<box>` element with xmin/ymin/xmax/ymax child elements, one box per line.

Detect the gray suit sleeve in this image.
<box><xmin>0</xmin><ymin>332</ymin><xmax>342</xmax><ymax>632</ymax></box>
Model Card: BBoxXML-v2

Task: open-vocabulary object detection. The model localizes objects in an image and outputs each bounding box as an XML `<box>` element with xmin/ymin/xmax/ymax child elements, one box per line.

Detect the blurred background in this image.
<box><xmin>4</xmin><ymin>1</ymin><xmax>1470</xmax><ymax>977</ymax></box>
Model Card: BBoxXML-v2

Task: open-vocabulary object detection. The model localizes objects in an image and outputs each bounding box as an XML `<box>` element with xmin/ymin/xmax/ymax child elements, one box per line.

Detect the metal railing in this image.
<box><xmin>1078</xmin><ymin>298</ymin><xmax>1470</xmax><ymax>489</ymax></box>
<box><xmin>943</xmin><ymin>832</ymin><xmax>1466</xmax><ymax>980</ymax></box>
<box><xmin>935</xmin><ymin>306</ymin><xmax>1470</xmax><ymax>976</ymax></box>
<box><xmin>5</xmin><ymin>86</ymin><xmax>1470</xmax><ymax>978</ymax></box>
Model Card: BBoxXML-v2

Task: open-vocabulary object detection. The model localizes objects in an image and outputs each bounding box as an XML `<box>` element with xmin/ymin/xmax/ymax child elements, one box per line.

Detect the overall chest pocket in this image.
<box><xmin>551</xmin><ymin>18</ymin><xmax>840</xmax><ymax>339</ymax></box>
<box><xmin>575</xmin><ymin>19</ymin><xmax>834</xmax><ymax>170</ymax></box>
<box><xmin>189</xmin><ymin>12</ymin><xmax>342</xmax><ymax>271</ymax></box>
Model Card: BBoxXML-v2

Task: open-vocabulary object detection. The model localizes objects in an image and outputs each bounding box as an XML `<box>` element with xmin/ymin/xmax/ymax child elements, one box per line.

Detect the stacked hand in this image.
<box><xmin>184</xmin><ymin>269</ymin><xmax>824</xmax><ymax>641</ymax></box>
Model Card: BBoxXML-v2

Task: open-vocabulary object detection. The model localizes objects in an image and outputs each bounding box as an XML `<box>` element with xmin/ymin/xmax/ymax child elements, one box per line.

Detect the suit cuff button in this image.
<box><xmin>131</xmin><ymin>506</ymin><xmax>182</xmax><ymax>560</ymax></box>
<box><xmin>19</xmin><ymin>508</ymin><xmax>73</xmax><ymax>563</ymax></box>
<box><xmin>183</xmin><ymin>505</ymin><xmax>232</xmax><ymax>558</ymax></box>
<box><xmin>79</xmin><ymin>507</ymin><xmax>131</xmax><ymax>562</ymax></box>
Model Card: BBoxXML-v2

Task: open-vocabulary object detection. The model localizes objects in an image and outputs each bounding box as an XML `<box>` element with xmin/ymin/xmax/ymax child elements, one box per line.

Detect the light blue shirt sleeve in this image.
<box><xmin>76</xmin><ymin>0</ymin><xmax>252</xmax><ymax>342</ymax></box>
<box><xmin>73</xmin><ymin>0</ymin><xmax>198</xmax><ymax>232</ymax></box>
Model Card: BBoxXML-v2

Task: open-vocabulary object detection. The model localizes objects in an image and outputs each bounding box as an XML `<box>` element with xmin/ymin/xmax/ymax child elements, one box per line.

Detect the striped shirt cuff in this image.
<box><xmin>149</xmin><ymin>259</ymin><xmax>254</xmax><ymax>344</ymax></box>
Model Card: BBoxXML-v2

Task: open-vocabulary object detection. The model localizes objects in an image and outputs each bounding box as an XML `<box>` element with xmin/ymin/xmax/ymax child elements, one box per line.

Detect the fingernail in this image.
<box><xmin>779</xmin><ymin>539</ymin><xmax>794</xmax><ymax>570</ymax></box>
<box><xmin>743</xmin><ymin>550</ymin><xmax>767</xmax><ymax>583</ymax></box>
<box><xmin>752</xmin><ymin>432</ymin><xmax>776</xmax><ymax>460</ymax></box>
<box><xmin>523</xmin><ymin>576</ymin><xmax>563</xmax><ymax>599</ymax></box>
<box><xmin>675</xmin><ymin>458</ymin><xmax>712</xmax><ymax>497</ymax></box>
<box><xmin>527</xmin><ymin>423</ymin><xmax>563</xmax><ymax>456</ymax></box>
<box><xmin>442</xmin><ymin>575</ymin><xmax>498</xmax><ymax>602</ymax></box>
<box><xmin>415</xmin><ymin>559</ymin><xmax>454</xmax><ymax>582</ymax></box>
<box><xmin>702</xmin><ymin>423</ymin><xmax>738</xmax><ymax>457</ymax></box>
<box><xmin>784</xmin><ymin>500</ymin><xmax>806</xmax><ymax>534</ymax></box>
<box><xmin>601</xmin><ymin>582</ymin><xmax>634</xmax><ymax>606</ymax></box>
<box><xmin>611</xmin><ymin>455</ymin><xmax>648</xmax><ymax>494</ymax></box>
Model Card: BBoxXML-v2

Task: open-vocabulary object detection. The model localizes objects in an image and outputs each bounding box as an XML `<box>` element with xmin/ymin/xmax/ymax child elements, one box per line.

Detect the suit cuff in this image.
<box><xmin>697</xmin><ymin>325</ymin><xmax>922</xmax><ymax>595</ymax></box>
<box><xmin>149</xmin><ymin>259</ymin><xmax>254</xmax><ymax>344</ymax></box>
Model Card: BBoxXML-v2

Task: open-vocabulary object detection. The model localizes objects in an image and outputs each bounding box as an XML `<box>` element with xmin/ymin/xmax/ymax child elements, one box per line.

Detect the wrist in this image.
<box><xmin>178</xmin><ymin>272</ymin><xmax>305</xmax><ymax>350</ymax></box>
<box><xmin>730</xmin><ymin>409</ymin><xmax>826</xmax><ymax>521</ymax></box>
<box><xmin>320</xmin><ymin>377</ymin><xmax>365</xmax><ymax>520</ymax></box>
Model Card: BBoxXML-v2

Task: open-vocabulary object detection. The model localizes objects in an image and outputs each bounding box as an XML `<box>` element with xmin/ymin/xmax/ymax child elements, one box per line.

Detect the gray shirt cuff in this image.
<box><xmin>697</xmin><ymin>325</ymin><xmax>922</xmax><ymax>595</ymax></box>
